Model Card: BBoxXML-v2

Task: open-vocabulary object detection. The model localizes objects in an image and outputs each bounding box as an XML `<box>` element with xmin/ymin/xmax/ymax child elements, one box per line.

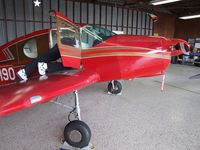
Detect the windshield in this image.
<box><xmin>53</xmin><ymin>23</ymin><xmax>116</xmax><ymax>50</ymax></box>
<box><xmin>92</xmin><ymin>26</ymin><xmax>116</xmax><ymax>40</ymax></box>
<box><xmin>80</xmin><ymin>25</ymin><xmax>116</xmax><ymax>49</ymax></box>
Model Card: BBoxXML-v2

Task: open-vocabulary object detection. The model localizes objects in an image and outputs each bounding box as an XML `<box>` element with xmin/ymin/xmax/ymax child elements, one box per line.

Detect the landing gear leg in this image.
<box><xmin>107</xmin><ymin>80</ymin><xmax>122</xmax><ymax>95</ymax></box>
<box><xmin>68</xmin><ymin>91</ymin><xmax>81</xmax><ymax>121</ymax></box>
<box><xmin>64</xmin><ymin>91</ymin><xmax>92</xmax><ymax>149</ymax></box>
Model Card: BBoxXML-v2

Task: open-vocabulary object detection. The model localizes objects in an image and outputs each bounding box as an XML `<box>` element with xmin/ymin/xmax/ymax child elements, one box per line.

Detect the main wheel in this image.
<box><xmin>108</xmin><ymin>80</ymin><xmax>122</xmax><ymax>94</ymax></box>
<box><xmin>64</xmin><ymin>120</ymin><xmax>91</xmax><ymax>149</ymax></box>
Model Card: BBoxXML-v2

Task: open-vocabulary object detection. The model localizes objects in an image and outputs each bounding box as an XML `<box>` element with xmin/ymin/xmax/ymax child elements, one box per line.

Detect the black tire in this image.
<box><xmin>64</xmin><ymin>120</ymin><xmax>91</xmax><ymax>148</ymax></box>
<box><xmin>108</xmin><ymin>80</ymin><xmax>122</xmax><ymax>94</ymax></box>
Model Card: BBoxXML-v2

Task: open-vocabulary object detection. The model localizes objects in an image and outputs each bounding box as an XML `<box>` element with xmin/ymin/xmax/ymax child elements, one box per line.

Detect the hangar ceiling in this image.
<box><xmin>94</xmin><ymin>0</ymin><xmax>200</xmax><ymax>17</ymax></box>
<box><xmin>0</xmin><ymin>0</ymin><xmax>153</xmax><ymax>46</ymax></box>
<box><xmin>1</xmin><ymin>0</ymin><xmax>199</xmax><ymax>46</ymax></box>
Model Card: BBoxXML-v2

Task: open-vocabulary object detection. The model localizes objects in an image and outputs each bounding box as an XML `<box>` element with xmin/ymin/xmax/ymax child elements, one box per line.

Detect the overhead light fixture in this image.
<box><xmin>179</xmin><ymin>14</ymin><xmax>200</xmax><ymax>20</ymax></box>
<box><xmin>151</xmin><ymin>0</ymin><xmax>181</xmax><ymax>6</ymax></box>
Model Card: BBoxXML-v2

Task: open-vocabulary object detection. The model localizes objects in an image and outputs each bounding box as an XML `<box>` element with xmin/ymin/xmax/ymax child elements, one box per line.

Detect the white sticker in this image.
<box><xmin>30</xmin><ymin>96</ymin><xmax>42</xmax><ymax>104</ymax></box>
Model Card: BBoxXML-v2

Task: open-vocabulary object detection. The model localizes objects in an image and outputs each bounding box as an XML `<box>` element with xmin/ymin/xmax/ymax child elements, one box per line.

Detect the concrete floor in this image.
<box><xmin>0</xmin><ymin>64</ymin><xmax>200</xmax><ymax>150</ymax></box>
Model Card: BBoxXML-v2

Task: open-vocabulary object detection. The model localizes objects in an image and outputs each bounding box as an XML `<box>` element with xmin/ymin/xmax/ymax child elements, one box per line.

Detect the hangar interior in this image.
<box><xmin>0</xmin><ymin>0</ymin><xmax>154</xmax><ymax>46</ymax></box>
<box><xmin>0</xmin><ymin>0</ymin><xmax>200</xmax><ymax>150</ymax></box>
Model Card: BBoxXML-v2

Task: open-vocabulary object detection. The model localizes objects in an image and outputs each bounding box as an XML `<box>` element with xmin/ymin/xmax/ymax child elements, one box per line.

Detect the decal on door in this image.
<box><xmin>0</xmin><ymin>48</ymin><xmax>15</xmax><ymax>63</ymax></box>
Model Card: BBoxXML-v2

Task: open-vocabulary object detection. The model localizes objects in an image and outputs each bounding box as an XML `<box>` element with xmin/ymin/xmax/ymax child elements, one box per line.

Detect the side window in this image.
<box><xmin>50</xmin><ymin>28</ymin><xmax>77</xmax><ymax>48</ymax></box>
<box><xmin>50</xmin><ymin>29</ymin><xmax>57</xmax><ymax>48</ymax></box>
<box><xmin>56</xmin><ymin>18</ymin><xmax>80</xmax><ymax>49</ymax></box>
<box><xmin>80</xmin><ymin>27</ymin><xmax>103</xmax><ymax>49</ymax></box>
<box><xmin>94</xmin><ymin>27</ymin><xmax>115</xmax><ymax>40</ymax></box>
<box><xmin>60</xmin><ymin>28</ymin><xmax>76</xmax><ymax>47</ymax></box>
<box><xmin>23</xmin><ymin>39</ymin><xmax>38</xmax><ymax>58</ymax></box>
<box><xmin>81</xmin><ymin>29</ymin><xmax>97</xmax><ymax>49</ymax></box>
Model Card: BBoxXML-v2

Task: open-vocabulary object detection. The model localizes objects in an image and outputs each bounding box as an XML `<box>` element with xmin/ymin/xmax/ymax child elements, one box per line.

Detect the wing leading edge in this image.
<box><xmin>0</xmin><ymin>70</ymin><xmax>99</xmax><ymax>117</ymax></box>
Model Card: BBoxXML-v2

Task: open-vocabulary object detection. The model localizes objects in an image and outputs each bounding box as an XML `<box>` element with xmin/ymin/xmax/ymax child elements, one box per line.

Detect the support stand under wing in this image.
<box><xmin>60</xmin><ymin>142</ymin><xmax>95</xmax><ymax>150</ymax></box>
<box><xmin>52</xmin><ymin>91</ymin><xmax>93</xmax><ymax>149</ymax></box>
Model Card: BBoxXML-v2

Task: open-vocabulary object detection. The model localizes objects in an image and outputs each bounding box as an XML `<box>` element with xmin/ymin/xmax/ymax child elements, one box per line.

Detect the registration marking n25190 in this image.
<box><xmin>0</xmin><ymin>66</ymin><xmax>16</xmax><ymax>81</ymax></box>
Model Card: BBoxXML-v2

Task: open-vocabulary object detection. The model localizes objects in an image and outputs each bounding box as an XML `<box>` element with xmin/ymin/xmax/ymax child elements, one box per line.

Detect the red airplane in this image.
<box><xmin>0</xmin><ymin>10</ymin><xmax>189</xmax><ymax>148</ymax></box>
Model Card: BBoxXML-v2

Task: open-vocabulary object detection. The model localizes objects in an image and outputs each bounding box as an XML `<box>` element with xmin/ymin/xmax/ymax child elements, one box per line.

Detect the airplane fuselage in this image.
<box><xmin>0</xmin><ymin>10</ymin><xmax>189</xmax><ymax>119</ymax></box>
<box><xmin>82</xmin><ymin>34</ymin><xmax>171</xmax><ymax>81</ymax></box>
<box><xmin>0</xmin><ymin>28</ymin><xmax>179</xmax><ymax>87</ymax></box>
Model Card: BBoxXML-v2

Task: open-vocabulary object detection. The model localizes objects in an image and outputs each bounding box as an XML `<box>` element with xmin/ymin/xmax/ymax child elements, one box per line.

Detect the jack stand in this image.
<box><xmin>64</xmin><ymin>91</ymin><xmax>92</xmax><ymax>149</ymax></box>
<box><xmin>52</xmin><ymin>91</ymin><xmax>93</xmax><ymax>150</ymax></box>
<box><xmin>107</xmin><ymin>91</ymin><xmax>122</xmax><ymax>95</ymax></box>
<box><xmin>161</xmin><ymin>74</ymin><xmax>166</xmax><ymax>92</ymax></box>
<box><xmin>60</xmin><ymin>142</ymin><xmax>95</xmax><ymax>150</ymax></box>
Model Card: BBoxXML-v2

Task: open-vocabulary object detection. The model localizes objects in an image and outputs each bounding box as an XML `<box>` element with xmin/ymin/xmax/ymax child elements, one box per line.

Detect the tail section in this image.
<box><xmin>171</xmin><ymin>39</ymin><xmax>190</xmax><ymax>56</ymax></box>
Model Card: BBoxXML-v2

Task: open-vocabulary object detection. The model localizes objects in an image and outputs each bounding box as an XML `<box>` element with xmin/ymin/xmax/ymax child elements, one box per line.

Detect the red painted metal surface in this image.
<box><xmin>50</xmin><ymin>10</ymin><xmax>78</xmax><ymax>28</ymax></box>
<box><xmin>0</xmin><ymin>70</ymin><xmax>99</xmax><ymax>117</ymax></box>
<box><xmin>0</xmin><ymin>11</ymin><xmax>189</xmax><ymax>117</ymax></box>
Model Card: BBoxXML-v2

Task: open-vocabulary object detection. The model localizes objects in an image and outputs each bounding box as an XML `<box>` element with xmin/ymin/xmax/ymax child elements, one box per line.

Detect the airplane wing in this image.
<box><xmin>0</xmin><ymin>70</ymin><xmax>99</xmax><ymax>117</ymax></box>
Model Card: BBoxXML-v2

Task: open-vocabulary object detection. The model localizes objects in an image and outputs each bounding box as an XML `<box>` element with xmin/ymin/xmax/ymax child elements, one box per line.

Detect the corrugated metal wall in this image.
<box><xmin>0</xmin><ymin>0</ymin><xmax>153</xmax><ymax>46</ymax></box>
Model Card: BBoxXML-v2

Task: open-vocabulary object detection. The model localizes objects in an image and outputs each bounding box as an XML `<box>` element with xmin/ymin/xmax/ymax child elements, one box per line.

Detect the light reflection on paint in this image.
<box><xmin>147</xmin><ymin>49</ymin><xmax>167</xmax><ymax>54</ymax></box>
<box><xmin>2</xmin><ymin>86</ymin><xmax>34</xmax><ymax>107</ymax></box>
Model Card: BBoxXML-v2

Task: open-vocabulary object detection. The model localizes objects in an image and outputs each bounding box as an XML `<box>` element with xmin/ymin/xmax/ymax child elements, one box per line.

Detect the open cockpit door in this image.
<box><xmin>49</xmin><ymin>10</ymin><xmax>81</xmax><ymax>69</ymax></box>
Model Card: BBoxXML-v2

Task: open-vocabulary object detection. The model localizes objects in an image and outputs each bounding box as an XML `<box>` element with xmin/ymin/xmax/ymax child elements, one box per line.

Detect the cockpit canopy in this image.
<box><xmin>80</xmin><ymin>25</ymin><xmax>116</xmax><ymax>49</ymax></box>
<box><xmin>50</xmin><ymin>25</ymin><xmax>116</xmax><ymax>49</ymax></box>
